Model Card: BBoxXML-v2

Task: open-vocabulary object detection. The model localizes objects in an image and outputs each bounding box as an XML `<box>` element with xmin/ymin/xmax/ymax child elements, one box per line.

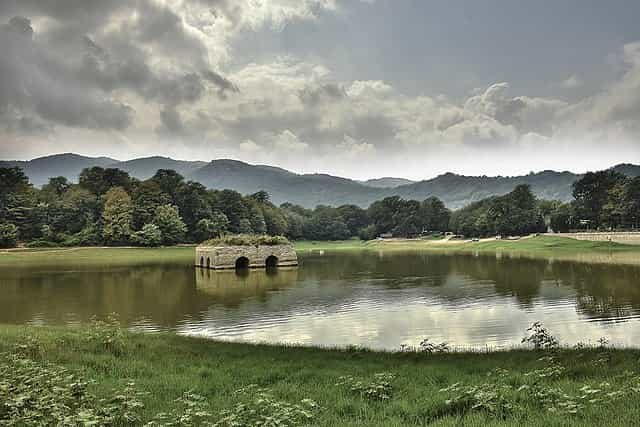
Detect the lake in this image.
<box><xmin>2</xmin><ymin>250</ymin><xmax>640</xmax><ymax>350</ymax></box>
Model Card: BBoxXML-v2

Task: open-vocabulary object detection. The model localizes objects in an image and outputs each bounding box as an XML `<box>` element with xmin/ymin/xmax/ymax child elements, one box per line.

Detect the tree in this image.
<box><xmin>134</xmin><ymin>223</ymin><xmax>163</xmax><ymax>247</ymax></box>
<box><xmin>0</xmin><ymin>222</ymin><xmax>18</xmax><ymax>248</ymax></box>
<box><xmin>419</xmin><ymin>197</ymin><xmax>450</xmax><ymax>232</ymax></box>
<box><xmin>176</xmin><ymin>181</ymin><xmax>212</xmax><ymax>238</ymax></box>
<box><xmin>151</xmin><ymin>169</ymin><xmax>184</xmax><ymax>203</ymax></box>
<box><xmin>248</xmin><ymin>204</ymin><xmax>266</xmax><ymax>234</ymax></box>
<box><xmin>101</xmin><ymin>187</ymin><xmax>133</xmax><ymax>245</ymax></box>
<box><xmin>250</xmin><ymin>191</ymin><xmax>270</xmax><ymax>204</ymax></box>
<box><xmin>132</xmin><ymin>181</ymin><xmax>171</xmax><ymax>230</ymax></box>
<box><xmin>153</xmin><ymin>204</ymin><xmax>187</xmax><ymax>245</ymax></box>
<box><xmin>41</xmin><ymin>176</ymin><xmax>70</xmax><ymax>200</ymax></box>
<box><xmin>195</xmin><ymin>211</ymin><xmax>229</xmax><ymax>241</ymax></box>
<box><xmin>549</xmin><ymin>203</ymin><xmax>574</xmax><ymax>233</ymax></box>
<box><xmin>572</xmin><ymin>170</ymin><xmax>626</xmax><ymax>228</ymax></box>
<box><xmin>262</xmin><ymin>205</ymin><xmax>288</xmax><ymax>236</ymax></box>
<box><xmin>0</xmin><ymin>167</ymin><xmax>30</xmax><ymax>195</ymax></box>
<box><xmin>337</xmin><ymin>205</ymin><xmax>368</xmax><ymax>236</ymax></box>
<box><xmin>79</xmin><ymin>167</ymin><xmax>133</xmax><ymax>195</ymax></box>
<box><xmin>213</xmin><ymin>190</ymin><xmax>250</xmax><ymax>233</ymax></box>
<box><xmin>368</xmin><ymin>196</ymin><xmax>405</xmax><ymax>235</ymax></box>
<box><xmin>622</xmin><ymin>177</ymin><xmax>640</xmax><ymax>229</ymax></box>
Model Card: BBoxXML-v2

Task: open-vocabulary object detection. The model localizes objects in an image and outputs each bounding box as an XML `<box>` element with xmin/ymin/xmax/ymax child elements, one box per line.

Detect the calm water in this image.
<box><xmin>2</xmin><ymin>251</ymin><xmax>640</xmax><ymax>350</ymax></box>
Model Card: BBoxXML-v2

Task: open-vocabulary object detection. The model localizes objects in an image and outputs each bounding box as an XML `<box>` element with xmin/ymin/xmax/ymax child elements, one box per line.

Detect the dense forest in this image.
<box><xmin>1</xmin><ymin>166</ymin><xmax>639</xmax><ymax>248</ymax></box>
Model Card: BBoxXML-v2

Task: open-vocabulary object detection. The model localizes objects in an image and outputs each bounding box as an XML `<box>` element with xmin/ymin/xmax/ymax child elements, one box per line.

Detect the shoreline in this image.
<box><xmin>3</xmin><ymin>235</ymin><xmax>640</xmax><ymax>267</ymax></box>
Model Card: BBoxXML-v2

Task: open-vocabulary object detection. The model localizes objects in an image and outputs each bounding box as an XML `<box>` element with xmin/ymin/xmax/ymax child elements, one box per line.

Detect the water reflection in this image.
<box><xmin>1</xmin><ymin>252</ymin><xmax>640</xmax><ymax>349</ymax></box>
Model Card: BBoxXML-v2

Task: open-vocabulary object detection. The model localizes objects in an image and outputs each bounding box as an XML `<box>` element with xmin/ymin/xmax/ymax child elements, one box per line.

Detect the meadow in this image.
<box><xmin>2</xmin><ymin>323</ymin><xmax>640</xmax><ymax>426</ymax></box>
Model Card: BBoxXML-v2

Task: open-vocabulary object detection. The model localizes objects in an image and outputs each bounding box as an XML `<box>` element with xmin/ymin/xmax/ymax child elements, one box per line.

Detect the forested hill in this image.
<box><xmin>3</xmin><ymin>153</ymin><xmax>640</xmax><ymax>209</ymax></box>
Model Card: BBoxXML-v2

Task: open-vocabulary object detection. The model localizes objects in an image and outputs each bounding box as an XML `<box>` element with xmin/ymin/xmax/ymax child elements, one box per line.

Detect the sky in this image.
<box><xmin>1</xmin><ymin>0</ymin><xmax>640</xmax><ymax>180</ymax></box>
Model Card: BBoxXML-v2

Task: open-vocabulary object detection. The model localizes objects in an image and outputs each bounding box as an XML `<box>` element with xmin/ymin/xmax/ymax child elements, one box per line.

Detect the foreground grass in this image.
<box><xmin>2</xmin><ymin>325</ymin><xmax>640</xmax><ymax>426</ymax></box>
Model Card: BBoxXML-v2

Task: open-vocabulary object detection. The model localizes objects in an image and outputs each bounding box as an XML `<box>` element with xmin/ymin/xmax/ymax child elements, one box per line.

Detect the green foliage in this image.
<box><xmin>521</xmin><ymin>322</ymin><xmax>559</xmax><ymax>351</ymax></box>
<box><xmin>203</xmin><ymin>234</ymin><xmax>290</xmax><ymax>246</ymax></box>
<box><xmin>84</xmin><ymin>313</ymin><xmax>127</xmax><ymax>356</ymax></box>
<box><xmin>336</xmin><ymin>373</ymin><xmax>396</xmax><ymax>401</ymax></box>
<box><xmin>80</xmin><ymin>166</ymin><xmax>134</xmax><ymax>195</ymax></box>
<box><xmin>0</xmin><ymin>350</ymin><xmax>145</xmax><ymax>425</ymax></box>
<box><xmin>572</xmin><ymin>170</ymin><xmax>626</xmax><ymax>228</ymax></box>
<box><xmin>152</xmin><ymin>204</ymin><xmax>187</xmax><ymax>245</ymax></box>
<box><xmin>214</xmin><ymin>385</ymin><xmax>320</xmax><ymax>426</ymax></box>
<box><xmin>102</xmin><ymin>186</ymin><xmax>134</xmax><ymax>245</ymax></box>
<box><xmin>135</xmin><ymin>223</ymin><xmax>163</xmax><ymax>247</ymax></box>
<box><xmin>419</xmin><ymin>338</ymin><xmax>450</xmax><ymax>354</ymax></box>
<box><xmin>147</xmin><ymin>391</ymin><xmax>213</xmax><ymax>426</ymax></box>
<box><xmin>195</xmin><ymin>212</ymin><xmax>229</xmax><ymax>241</ymax></box>
<box><xmin>0</xmin><ymin>222</ymin><xmax>18</xmax><ymax>248</ymax></box>
<box><xmin>439</xmin><ymin>382</ymin><xmax>515</xmax><ymax>418</ymax></box>
<box><xmin>450</xmin><ymin>185</ymin><xmax>545</xmax><ymax>237</ymax></box>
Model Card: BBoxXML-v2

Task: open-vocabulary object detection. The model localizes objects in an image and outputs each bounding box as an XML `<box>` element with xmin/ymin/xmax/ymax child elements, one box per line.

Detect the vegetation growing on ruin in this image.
<box><xmin>202</xmin><ymin>234</ymin><xmax>290</xmax><ymax>247</ymax></box>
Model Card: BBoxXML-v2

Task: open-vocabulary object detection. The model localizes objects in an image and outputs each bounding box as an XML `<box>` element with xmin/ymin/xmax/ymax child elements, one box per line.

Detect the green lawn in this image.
<box><xmin>1</xmin><ymin>236</ymin><xmax>639</xmax><ymax>267</ymax></box>
<box><xmin>1</xmin><ymin>325</ymin><xmax>639</xmax><ymax>426</ymax></box>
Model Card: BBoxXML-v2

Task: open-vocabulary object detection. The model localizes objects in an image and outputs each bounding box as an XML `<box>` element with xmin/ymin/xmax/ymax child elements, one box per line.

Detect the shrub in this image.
<box><xmin>214</xmin><ymin>385</ymin><xmax>320</xmax><ymax>426</ymax></box>
<box><xmin>203</xmin><ymin>234</ymin><xmax>290</xmax><ymax>247</ymax></box>
<box><xmin>0</xmin><ymin>351</ymin><xmax>145</xmax><ymax>425</ymax></box>
<box><xmin>521</xmin><ymin>321</ymin><xmax>558</xmax><ymax>350</ymax></box>
<box><xmin>336</xmin><ymin>372</ymin><xmax>396</xmax><ymax>401</ymax></box>
<box><xmin>0</xmin><ymin>222</ymin><xmax>18</xmax><ymax>248</ymax></box>
<box><xmin>135</xmin><ymin>223</ymin><xmax>163</xmax><ymax>247</ymax></box>
<box><xmin>84</xmin><ymin>313</ymin><xmax>127</xmax><ymax>356</ymax></box>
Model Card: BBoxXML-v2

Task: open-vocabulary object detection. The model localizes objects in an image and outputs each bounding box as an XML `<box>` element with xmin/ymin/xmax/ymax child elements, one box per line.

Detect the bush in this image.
<box><xmin>0</xmin><ymin>222</ymin><xmax>18</xmax><ymax>248</ymax></box>
<box><xmin>203</xmin><ymin>234</ymin><xmax>290</xmax><ymax>247</ymax></box>
<box><xmin>24</xmin><ymin>239</ymin><xmax>59</xmax><ymax>248</ymax></box>
<box><xmin>134</xmin><ymin>223</ymin><xmax>163</xmax><ymax>247</ymax></box>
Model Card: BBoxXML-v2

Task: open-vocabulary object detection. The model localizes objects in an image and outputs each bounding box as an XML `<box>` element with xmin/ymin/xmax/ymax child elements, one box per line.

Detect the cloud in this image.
<box><xmin>273</xmin><ymin>130</ymin><xmax>309</xmax><ymax>152</ymax></box>
<box><xmin>561</xmin><ymin>75</ymin><xmax>583</xmax><ymax>89</ymax></box>
<box><xmin>0</xmin><ymin>16</ymin><xmax>134</xmax><ymax>131</ymax></box>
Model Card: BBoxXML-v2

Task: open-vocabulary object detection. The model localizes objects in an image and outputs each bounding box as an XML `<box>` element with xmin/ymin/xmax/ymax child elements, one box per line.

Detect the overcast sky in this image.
<box><xmin>2</xmin><ymin>1</ymin><xmax>640</xmax><ymax>180</ymax></box>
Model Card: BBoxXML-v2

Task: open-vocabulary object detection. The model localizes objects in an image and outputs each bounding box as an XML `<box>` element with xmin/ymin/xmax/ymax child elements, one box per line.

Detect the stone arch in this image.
<box><xmin>235</xmin><ymin>256</ymin><xmax>250</xmax><ymax>270</ymax></box>
<box><xmin>200</xmin><ymin>256</ymin><xmax>204</xmax><ymax>267</ymax></box>
<box><xmin>265</xmin><ymin>255</ymin><xmax>279</xmax><ymax>269</ymax></box>
<box><xmin>206</xmin><ymin>257</ymin><xmax>211</xmax><ymax>269</ymax></box>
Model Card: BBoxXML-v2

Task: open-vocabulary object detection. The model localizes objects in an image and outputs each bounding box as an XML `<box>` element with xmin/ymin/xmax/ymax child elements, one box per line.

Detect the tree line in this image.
<box><xmin>0</xmin><ymin>166</ymin><xmax>452</xmax><ymax>248</ymax></box>
<box><xmin>1</xmin><ymin>166</ymin><xmax>638</xmax><ymax>248</ymax></box>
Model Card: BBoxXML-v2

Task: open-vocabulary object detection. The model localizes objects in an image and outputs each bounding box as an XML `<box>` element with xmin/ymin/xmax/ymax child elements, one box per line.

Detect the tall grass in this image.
<box><xmin>1</xmin><ymin>322</ymin><xmax>640</xmax><ymax>426</ymax></box>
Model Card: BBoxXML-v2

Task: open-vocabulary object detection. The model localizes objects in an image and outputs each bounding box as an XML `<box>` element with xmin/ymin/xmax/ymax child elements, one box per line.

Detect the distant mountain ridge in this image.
<box><xmin>360</xmin><ymin>177</ymin><xmax>416</xmax><ymax>188</ymax></box>
<box><xmin>2</xmin><ymin>153</ymin><xmax>640</xmax><ymax>209</ymax></box>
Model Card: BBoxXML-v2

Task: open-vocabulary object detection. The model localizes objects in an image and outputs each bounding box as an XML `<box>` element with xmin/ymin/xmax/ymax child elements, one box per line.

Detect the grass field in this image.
<box><xmin>1</xmin><ymin>236</ymin><xmax>640</xmax><ymax>267</ymax></box>
<box><xmin>1</xmin><ymin>324</ymin><xmax>640</xmax><ymax>426</ymax></box>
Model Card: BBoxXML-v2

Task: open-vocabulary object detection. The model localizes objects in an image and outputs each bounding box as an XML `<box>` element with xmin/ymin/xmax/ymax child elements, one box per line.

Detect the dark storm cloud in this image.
<box><xmin>0</xmin><ymin>1</ymin><xmax>239</xmax><ymax>134</ymax></box>
<box><xmin>202</xmin><ymin>70</ymin><xmax>240</xmax><ymax>99</ymax></box>
<box><xmin>0</xmin><ymin>16</ymin><xmax>134</xmax><ymax>131</ymax></box>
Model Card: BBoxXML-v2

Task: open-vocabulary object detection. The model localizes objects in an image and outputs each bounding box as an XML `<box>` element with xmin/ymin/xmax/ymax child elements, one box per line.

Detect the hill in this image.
<box><xmin>3</xmin><ymin>153</ymin><xmax>640</xmax><ymax>209</ymax></box>
<box><xmin>111</xmin><ymin>156</ymin><xmax>207</xmax><ymax>180</ymax></box>
<box><xmin>360</xmin><ymin>177</ymin><xmax>416</xmax><ymax>188</ymax></box>
<box><xmin>0</xmin><ymin>153</ymin><xmax>117</xmax><ymax>186</ymax></box>
<box><xmin>188</xmin><ymin>159</ymin><xmax>384</xmax><ymax>207</ymax></box>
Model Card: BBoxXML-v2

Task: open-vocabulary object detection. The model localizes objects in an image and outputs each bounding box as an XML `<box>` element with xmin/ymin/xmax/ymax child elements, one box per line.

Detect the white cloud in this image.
<box><xmin>561</xmin><ymin>75</ymin><xmax>583</xmax><ymax>89</ymax></box>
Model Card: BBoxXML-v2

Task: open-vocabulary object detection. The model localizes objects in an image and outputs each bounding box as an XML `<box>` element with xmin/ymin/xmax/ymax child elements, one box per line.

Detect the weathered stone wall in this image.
<box><xmin>195</xmin><ymin>244</ymin><xmax>298</xmax><ymax>269</ymax></box>
<box><xmin>547</xmin><ymin>232</ymin><xmax>640</xmax><ymax>245</ymax></box>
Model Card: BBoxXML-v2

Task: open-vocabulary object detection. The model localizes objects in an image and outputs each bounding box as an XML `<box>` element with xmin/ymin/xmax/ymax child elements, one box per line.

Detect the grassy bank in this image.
<box><xmin>2</xmin><ymin>236</ymin><xmax>640</xmax><ymax>267</ymax></box>
<box><xmin>1</xmin><ymin>324</ymin><xmax>639</xmax><ymax>426</ymax></box>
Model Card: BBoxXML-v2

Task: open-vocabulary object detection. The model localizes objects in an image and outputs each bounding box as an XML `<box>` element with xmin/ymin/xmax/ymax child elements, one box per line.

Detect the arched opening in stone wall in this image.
<box><xmin>206</xmin><ymin>257</ymin><xmax>211</xmax><ymax>269</ymax></box>
<box><xmin>265</xmin><ymin>255</ymin><xmax>279</xmax><ymax>269</ymax></box>
<box><xmin>235</xmin><ymin>256</ymin><xmax>250</xmax><ymax>270</ymax></box>
<box><xmin>200</xmin><ymin>256</ymin><xmax>204</xmax><ymax>267</ymax></box>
